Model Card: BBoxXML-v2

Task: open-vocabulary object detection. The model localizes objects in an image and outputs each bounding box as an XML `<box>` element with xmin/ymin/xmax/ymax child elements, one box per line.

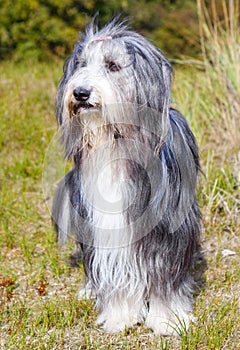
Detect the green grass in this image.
<box><xmin>0</xmin><ymin>3</ymin><xmax>239</xmax><ymax>347</ymax></box>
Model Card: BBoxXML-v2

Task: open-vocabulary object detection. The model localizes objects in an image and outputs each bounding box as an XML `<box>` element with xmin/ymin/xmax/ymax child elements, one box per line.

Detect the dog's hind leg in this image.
<box><xmin>52</xmin><ymin>171</ymin><xmax>74</xmax><ymax>244</ymax></box>
<box><xmin>52</xmin><ymin>170</ymin><xmax>85</xmax><ymax>267</ymax></box>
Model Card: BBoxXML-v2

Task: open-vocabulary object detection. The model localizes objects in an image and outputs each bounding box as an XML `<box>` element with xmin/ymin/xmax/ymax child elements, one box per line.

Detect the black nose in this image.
<box><xmin>73</xmin><ymin>87</ymin><xmax>91</xmax><ymax>102</ymax></box>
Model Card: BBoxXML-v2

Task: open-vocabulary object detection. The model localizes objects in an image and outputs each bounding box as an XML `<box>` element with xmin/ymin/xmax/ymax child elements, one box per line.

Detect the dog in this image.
<box><xmin>52</xmin><ymin>17</ymin><xmax>202</xmax><ymax>336</ymax></box>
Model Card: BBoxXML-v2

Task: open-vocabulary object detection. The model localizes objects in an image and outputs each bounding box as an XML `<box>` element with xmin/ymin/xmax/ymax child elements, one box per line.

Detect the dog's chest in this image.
<box><xmin>93</xmin><ymin>162</ymin><xmax>126</xmax><ymax>230</ymax></box>
<box><xmin>82</xmin><ymin>148</ymin><xmax>128</xmax><ymax>239</ymax></box>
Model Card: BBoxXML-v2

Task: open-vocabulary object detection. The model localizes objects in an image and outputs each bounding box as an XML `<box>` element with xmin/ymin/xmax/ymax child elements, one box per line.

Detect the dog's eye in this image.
<box><xmin>105</xmin><ymin>61</ymin><xmax>121</xmax><ymax>72</ymax></box>
<box><xmin>80</xmin><ymin>60</ymin><xmax>87</xmax><ymax>68</ymax></box>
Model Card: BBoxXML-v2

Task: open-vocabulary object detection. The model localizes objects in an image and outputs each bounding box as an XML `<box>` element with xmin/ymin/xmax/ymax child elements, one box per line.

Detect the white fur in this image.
<box><xmin>145</xmin><ymin>293</ymin><xmax>193</xmax><ymax>336</ymax></box>
<box><xmin>96</xmin><ymin>294</ymin><xmax>146</xmax><ymax>333</ymax></box>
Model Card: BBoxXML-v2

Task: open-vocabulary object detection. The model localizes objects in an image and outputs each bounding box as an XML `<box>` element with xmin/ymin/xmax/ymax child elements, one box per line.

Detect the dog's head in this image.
<box><xmin>56</xmin><ymin>17</ymin><xmax>173</xmax><ymax>158</ymax></box>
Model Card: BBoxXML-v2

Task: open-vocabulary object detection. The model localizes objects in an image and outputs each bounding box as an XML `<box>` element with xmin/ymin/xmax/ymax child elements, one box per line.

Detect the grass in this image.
<box><xmin>0</xmin><ymin>2</ymin><xmax>239</xmax><ymax>349</ymax></box>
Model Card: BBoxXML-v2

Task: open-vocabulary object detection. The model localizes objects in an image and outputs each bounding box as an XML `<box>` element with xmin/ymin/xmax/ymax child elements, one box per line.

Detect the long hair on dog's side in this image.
<box><xmin>52</xmin><ymin>17</ymin><xmax>202</xmax><ymax>335</ymax></box>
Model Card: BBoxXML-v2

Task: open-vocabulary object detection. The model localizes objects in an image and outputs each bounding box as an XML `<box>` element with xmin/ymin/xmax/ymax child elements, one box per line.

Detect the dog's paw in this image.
<box><xmin>100</xmin><ymin>319</ymin><xmax>129</xmax><ymax>333</ymax></box>
<box><xmin>145</xmin><ymin>312</ymin><xmax>193</xmax><ymax>336</ymax></box>
<box><xmin>96</xmin><ymin>303</ymin><xmax>143</xmax><ymax>333</ymax></box>
<box><xmin>145</xmin><ymin>315</ymin><xmax>179</xmax><ymax>336</ymax></box>
<box><xmin>96</xmin><ymin>312</ymin><xmax>133</xmax><ymax>333</ymax></box>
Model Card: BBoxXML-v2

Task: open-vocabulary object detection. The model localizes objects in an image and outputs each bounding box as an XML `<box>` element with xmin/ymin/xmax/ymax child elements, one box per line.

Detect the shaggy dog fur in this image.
<box><xmin>52</xmin><ymin>18</ymin><xmax>202</xmax><ymax>335</ymax></box>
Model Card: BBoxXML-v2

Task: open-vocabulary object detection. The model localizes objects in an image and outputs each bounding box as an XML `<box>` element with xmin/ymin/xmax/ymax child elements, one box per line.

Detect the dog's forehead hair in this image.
<box><xmin>81</xmin><ymin>39</ymin><xmax>129</xmax><ymax>66</ymax></box>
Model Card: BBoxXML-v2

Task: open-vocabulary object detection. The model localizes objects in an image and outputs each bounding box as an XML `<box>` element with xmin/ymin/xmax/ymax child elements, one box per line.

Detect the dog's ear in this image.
<box><xmin>128</xmin><ymin>38</ymin><xmax>172</xmax><ymax>114</ymax></box>
<box><xmin>56</xmin><ymin>40</ymin><xmax>85</xmax><ymax>125</ymax></box>
<box><xmin>56</xmin><ymin>59</ymin><xmax>71</xmax><ymax>125</ymax></box>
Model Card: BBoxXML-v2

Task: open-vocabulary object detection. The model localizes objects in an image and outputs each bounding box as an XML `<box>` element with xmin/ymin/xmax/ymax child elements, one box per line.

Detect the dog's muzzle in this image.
<box><xmin>71</xmin><ymin>86</ymin><xmax>101</xmax><ymax>114</ymax></box>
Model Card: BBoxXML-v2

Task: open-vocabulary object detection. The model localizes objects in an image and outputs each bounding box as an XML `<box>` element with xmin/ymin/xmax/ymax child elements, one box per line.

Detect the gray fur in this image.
<box><xmin>52</xmin><ymin>17</ymin><xmax>202</xmax><ymax>335</ymax></box>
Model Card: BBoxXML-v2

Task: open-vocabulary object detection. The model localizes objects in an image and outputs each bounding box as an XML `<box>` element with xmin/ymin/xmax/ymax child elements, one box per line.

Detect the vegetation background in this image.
<box><xmin>0</xmin><ymin>0</ymin><xmax>202</xmax><ymax>61</ymax></box>
<box><xmin>0</xmin><ymin>0</ymin><xmax>239</xmax><ymax>349</ymax></box>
